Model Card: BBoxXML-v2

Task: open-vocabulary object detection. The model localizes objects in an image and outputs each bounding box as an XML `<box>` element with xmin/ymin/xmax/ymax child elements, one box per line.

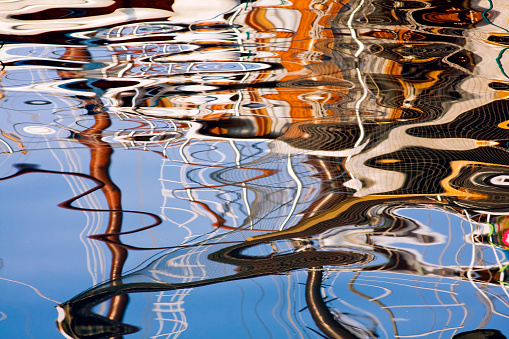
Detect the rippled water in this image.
<box><xmin>2</xmin><ymin>0</ymin><xmax>509</xmax><ymax>338</ymax></box>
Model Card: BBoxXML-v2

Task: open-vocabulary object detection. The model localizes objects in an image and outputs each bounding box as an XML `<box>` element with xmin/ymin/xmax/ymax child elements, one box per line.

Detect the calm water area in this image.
<box><xmin>2</xmin><ymin>0</ymin><xmax>509</xmax><ymax>338</ymax></box>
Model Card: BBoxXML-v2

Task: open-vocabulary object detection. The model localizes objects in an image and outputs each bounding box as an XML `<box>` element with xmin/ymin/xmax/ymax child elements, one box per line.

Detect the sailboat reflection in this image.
<box><xmin>2</xmin><ymin>0</ymin><xmax>509</xmax><ymax>337</ymax></box>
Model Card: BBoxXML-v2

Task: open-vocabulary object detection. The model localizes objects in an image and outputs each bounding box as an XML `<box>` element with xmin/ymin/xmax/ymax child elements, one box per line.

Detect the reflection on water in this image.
<box><xmin>2</xmin><ymin>0</ymin><xmax>509</xmax><ymax>338</ymax></box>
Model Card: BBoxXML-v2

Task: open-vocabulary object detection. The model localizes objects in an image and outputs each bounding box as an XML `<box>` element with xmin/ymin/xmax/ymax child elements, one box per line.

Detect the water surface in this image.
<box><xmin>2</xmin><ymin>0</ymin><xmax>509</xmax><ymax>338</ymax></box>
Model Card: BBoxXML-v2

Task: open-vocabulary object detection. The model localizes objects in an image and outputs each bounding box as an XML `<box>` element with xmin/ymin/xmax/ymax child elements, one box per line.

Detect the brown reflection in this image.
<box><xmin>306</xmin><ymin>267</ymin><xmax>359</xmax><ymax>339</ymax></box>
<box><xmin>11</xmin><ymin>0</ymin><xmax>175</xmax><ymax>21</ymax></box>
<box><xmin>59</xmin><ymin>44</ymin><xmax>129</xmax><ymax>338</ymax></box>
<box><xmin>0</xmin><ymin>0</ymin><xmax>175</xmax><ymax>44</ymax></box>
<box><xmin>78</xmin><ymin>105</ymin><xmax>129</xmax><ymax>338</ymax></box>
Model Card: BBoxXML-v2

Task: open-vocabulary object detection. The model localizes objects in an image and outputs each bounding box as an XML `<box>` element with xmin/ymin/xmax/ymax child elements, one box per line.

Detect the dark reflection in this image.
<box><xmin>453</xmin><ymin>329</ymin><xmax>507</xmax><ymax>339</ymax></box>
<box><xmin>2</xmin><ymin>0</ymin><xmax>509</xmax><ymax>338</ymax></box>
<box><xmin>57</xmin><ymin>242</ymin><xmax>372</xmax><ymax>337</ymax></box>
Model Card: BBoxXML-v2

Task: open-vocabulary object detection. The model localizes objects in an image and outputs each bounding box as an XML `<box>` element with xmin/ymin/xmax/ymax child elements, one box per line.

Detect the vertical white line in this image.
<box><xmin>229</xmin><ymin>140</ymin><xmax>253</xmax><ymax>229</ymax></box>
<box><xmin>234</xmin><ymin>90</ymin><xmax>242</xmax><ymax>116</ymax></box>
<box><xmin>345</xmin><ymin>0</ymin><xmax>368</xmax><ymax>183</ymax></box>
<box><xmin>186</xmin><ymin>188</ymin><xmax>194</xmax><ymax>202</ymax></box>
<box><xmin>229</xmin><ymin>139</ymin><xmax>242</xmax><ymax>167</ymax></box>
<box><xmin>347</xmin><ymin>0</ymin><xmax>366</xmax><ymax>58</ymax></box>
<box><xmin>279</xmin><ymin>155</ymin><xmax>303</xmax><ymax>231</ymax></box>
<box><xmin>286</xmin><ymin>275</ymin><xmax>305</xmax><ymax>339</ymax></box>
<box><xmin>179</xmin><ymin>138</ymin><xmax>191</xmax><ymax>164</ymax></box>
<box><xmin>354</xmin><ymin>67</ymin><xmax>367</xmax><ymax>148</ymax></box>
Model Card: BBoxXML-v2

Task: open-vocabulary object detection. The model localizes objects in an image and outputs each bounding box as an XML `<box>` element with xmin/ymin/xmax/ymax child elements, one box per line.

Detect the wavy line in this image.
<box><xmin>0</xmin><ymin>167</ymin><xmax>162</xmax><ymax>238</ymax></box>
<box><xmin>482</xmin><ymin>0</ymin><xmax>509</xmax><ymax>34</ymax></box>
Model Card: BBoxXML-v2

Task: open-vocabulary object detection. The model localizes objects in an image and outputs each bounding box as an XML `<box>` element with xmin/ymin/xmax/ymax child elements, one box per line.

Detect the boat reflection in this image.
<box><xmin>2</xmin><ymin>0</ymin><xmax>509</xmax><ymax>338</ymax></box>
